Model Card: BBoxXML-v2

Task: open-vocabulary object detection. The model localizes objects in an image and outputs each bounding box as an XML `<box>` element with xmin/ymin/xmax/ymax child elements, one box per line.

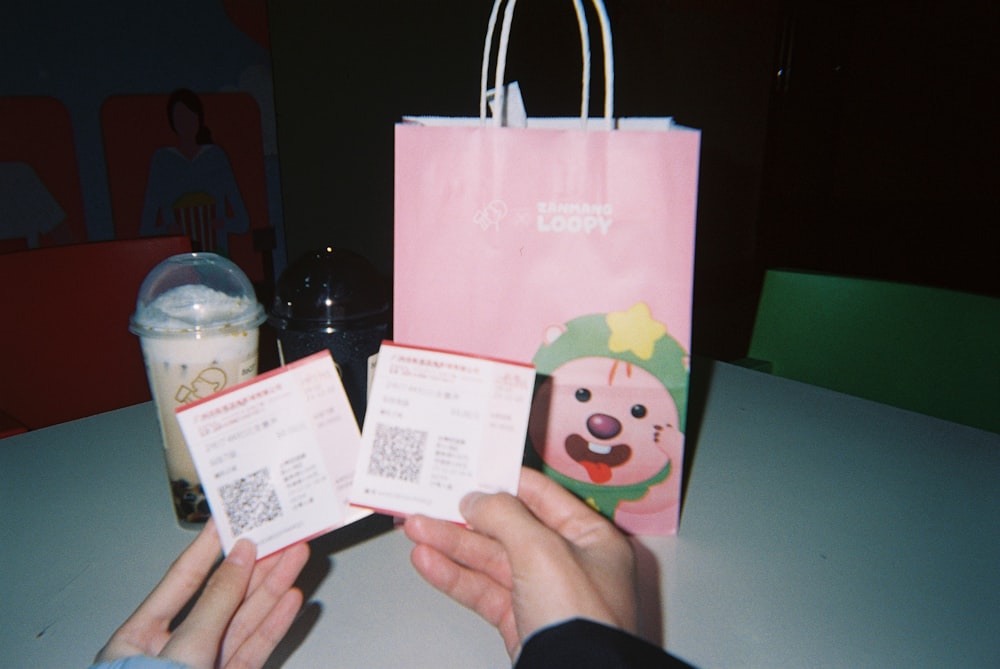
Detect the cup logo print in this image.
<box><xmin>473</xmin><ymin>199</ymin><xmax>507</xmax><ymax>231</ymax></box>
<box><xmin>174</xmin><ymin>367</ymin><xmax>228</xmax><ymax>404</ymax></box>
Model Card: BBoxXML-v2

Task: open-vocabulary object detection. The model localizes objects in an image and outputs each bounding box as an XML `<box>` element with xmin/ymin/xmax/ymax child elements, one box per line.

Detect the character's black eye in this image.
<box><xmin>575</xmin><ymin>388</ymin><xmax>592</xmax><ymax>402</ymax></box>
<box><xmin>631</xmin><ymin>404</ymin><xmax>647</xmax><ymax>418</ymax></box>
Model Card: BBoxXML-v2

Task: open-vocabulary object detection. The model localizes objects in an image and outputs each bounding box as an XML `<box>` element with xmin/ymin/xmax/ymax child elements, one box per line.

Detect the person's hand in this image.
<box><xmin>403</xmin><ymin>467</ymin><xmax>638</xmax><ymax>659</ymax></box>
<box><xmin>95</xmin><ymin>519</ymin><xmax>309</xmax><ymax>669</ymax></box>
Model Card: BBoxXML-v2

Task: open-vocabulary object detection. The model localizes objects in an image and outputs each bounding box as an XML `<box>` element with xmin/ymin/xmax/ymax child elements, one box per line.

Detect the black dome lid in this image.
<box><xmin>269</xmin><ymin>247</ymin><xmax>389</xmax><ymax>331</ymax></box>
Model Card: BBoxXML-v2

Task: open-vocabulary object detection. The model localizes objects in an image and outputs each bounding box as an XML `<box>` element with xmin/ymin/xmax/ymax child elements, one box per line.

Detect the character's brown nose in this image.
<box><xmin>586</xmin><ymin>413</ymin><xmax>621</xmax><ymax>440</ymax></box>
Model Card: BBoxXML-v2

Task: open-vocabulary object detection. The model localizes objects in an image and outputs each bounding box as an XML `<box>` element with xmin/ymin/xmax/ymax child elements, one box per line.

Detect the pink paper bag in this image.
<box><xmin>393</xmin><ymin>0</ymin><xmax>699</xmax><ymax>535</ymax></box>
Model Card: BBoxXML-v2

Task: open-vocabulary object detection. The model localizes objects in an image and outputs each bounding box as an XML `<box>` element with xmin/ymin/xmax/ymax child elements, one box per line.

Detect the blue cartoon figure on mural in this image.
<box><xmin>140</xmin><ymin>88</ymin><xmax>249</xmax><ymax>256</ymax></box>
<box><xmin>527</xmin><ymin>303</ymin><xmax>689</xmax><ymax>535</ymax></box>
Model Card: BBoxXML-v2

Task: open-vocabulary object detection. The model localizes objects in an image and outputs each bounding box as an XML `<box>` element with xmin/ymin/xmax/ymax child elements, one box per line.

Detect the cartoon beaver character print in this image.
<box><xmin>528</xmin><ymin>303</ymin><xmax>688</xmax><ymax>535</ymax></box>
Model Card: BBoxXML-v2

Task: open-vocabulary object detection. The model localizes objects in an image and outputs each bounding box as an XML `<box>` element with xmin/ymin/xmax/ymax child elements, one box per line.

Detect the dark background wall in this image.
<box><xmin>1</xmin><ymin>0</ymin><xmax>284</xmax><ymax>282</ymax></box>
<box><xmin>267</xmin><ymin>0</ymin><xmax>999</xmax><ymax>362</ymax></box>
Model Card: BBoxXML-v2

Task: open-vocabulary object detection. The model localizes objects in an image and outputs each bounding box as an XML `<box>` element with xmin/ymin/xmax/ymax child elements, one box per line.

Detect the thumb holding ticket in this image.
<box><xmin>405</xmin><ymin>467</ymin><xmax>639</xmax><ymax>659</ymax></box>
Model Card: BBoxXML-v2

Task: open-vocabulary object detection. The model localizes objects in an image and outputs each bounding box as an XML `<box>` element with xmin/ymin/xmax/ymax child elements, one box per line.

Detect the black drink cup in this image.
<box><xmin>267</xmin><ymin>248</ymin><xmax>390</xmax><ymax>425</ymax></box>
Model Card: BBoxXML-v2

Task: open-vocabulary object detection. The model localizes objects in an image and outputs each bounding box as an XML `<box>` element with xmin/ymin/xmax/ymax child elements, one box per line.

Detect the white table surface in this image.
<box><xmin>2</xmin><ymin>360</ymin><xmax>998</xmax><ymax>669</ymax></box>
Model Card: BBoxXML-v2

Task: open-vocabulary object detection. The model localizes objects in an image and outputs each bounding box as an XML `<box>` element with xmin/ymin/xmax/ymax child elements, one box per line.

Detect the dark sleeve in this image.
<box><xmin>514</xmin><ymin>618</ymin><xmax>697</xmax><ymax>669</ymax></box>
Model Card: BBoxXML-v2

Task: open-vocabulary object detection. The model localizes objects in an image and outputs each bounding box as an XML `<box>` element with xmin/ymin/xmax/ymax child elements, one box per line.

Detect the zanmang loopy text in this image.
<box><xmin>536</xmin><ymin>201</ymin><xmax>613</xmax><ymax>235</ymax></box>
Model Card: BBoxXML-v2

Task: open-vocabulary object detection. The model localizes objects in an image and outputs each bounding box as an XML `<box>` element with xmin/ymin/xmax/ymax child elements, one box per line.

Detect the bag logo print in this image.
<box><xmin>536</xmin><ymin>201</ymin><xmax>613</xmax><ymax>235</ymax></box>
<box><xmin>473</xmin><ymin>200</ymin><xmax>508</xmax><ymax>231</ymax></box>
<box><xmin>472</xmin><ymin>200</ymin><xmax>616</xmax><ymax>235</ymax></box>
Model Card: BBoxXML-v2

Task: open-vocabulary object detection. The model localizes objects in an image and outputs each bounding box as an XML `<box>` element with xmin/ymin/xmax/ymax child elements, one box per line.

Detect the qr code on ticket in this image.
<box><xmin>368</xmin><ymin>423</ymin><xmax>427</xmax><ymax>483</ymax></box>
<box><xmin>219</xmin><ymin>468</ymin><xmax>283</xmax><ymax>537</ymax></box>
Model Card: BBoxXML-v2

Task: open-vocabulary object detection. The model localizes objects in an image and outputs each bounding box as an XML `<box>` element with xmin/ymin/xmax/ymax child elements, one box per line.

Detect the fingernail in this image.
<box><xmin>228</xmin><ymin>539</ymin><xmax>256</xmax><ymax>566</ymax></box>
<box><xmin>459</xmin><ymin>491</ymin><xmax>485</xmax><ymax>516</ymax></box>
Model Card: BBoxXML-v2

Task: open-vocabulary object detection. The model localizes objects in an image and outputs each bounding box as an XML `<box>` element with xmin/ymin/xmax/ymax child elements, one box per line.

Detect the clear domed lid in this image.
<box><xmin>129</xmin><ymin>253</ymin><xmax>265</xmax><ymax>337</ymax></box>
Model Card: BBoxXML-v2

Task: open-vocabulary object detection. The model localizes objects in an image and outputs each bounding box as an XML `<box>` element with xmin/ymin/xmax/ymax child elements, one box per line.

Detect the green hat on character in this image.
<box><xmin>531</xmin><ymin>302</ymin><xmax>689</xmax><ymax>433</ymax></box>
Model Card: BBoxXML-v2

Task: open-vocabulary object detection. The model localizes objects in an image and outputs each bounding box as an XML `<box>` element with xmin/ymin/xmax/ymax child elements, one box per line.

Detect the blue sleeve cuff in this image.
<box><xmin>90</xmin><ymin>657</ymin><xmax>193</xmax><ymax>669</ymax></box>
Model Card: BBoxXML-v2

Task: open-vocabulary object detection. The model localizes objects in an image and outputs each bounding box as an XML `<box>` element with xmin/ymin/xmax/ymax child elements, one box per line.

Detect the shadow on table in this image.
<box><xmin>264</xmin><ymin>513</ymin><xmax>395</xmax><ymax>667</ymax></box>
<box><xmin>632</xmin><ymin>538</ymin><xmax>665</xmax><ymax>647</ymax></box>
<box><xmin>679</xmin><ymin>356</ymin><xmax>714</xmax><ymax>524</ymax></box>
<box><xmin>265</xmin><ymin>601</ymin><xmax>321</xmax><ymax>669</ymax></box>
<box><xmin>308</xmin><ymin>513</ymin><xmax>396</xmax><ymax>557</ymax></box>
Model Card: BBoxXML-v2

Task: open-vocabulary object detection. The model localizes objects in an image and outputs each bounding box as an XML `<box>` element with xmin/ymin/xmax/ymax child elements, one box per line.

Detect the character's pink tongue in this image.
<box><xmin>581</xmin><ymin>460</ymin><xmax>613</xmax><ymax>483</ymax></box>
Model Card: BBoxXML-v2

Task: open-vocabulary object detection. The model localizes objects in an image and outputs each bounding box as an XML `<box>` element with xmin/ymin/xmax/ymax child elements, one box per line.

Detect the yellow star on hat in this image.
<box><xmin>606</xmin><ymin>302</ymin><xmax>667</xmax><ymax>361</ymax></box>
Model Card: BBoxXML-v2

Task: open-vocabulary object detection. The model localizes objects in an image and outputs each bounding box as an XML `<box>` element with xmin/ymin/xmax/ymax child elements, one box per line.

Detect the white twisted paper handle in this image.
<box><xmin>479</xmin><ymin>0</ymin><xmax>615</xmax><ymax>129</ymax></box>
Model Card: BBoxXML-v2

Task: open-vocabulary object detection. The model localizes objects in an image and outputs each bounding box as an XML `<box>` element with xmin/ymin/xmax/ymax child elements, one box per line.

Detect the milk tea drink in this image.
<box><xmin>138</xmin><ymin>292</ymin><xmax>259</xmax><ymax>524</ymax></box>
<box><xmin>131</xmin><ymin>254</ymin><xmax>265</xmax><ymax>527</ymax></box>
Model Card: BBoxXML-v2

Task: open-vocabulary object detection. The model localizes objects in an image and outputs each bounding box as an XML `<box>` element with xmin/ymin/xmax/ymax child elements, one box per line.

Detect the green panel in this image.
<box><xmin>748</xmin><ymin>270</ymin><xmax>1000</xmax><ymax>433</ymax></box>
